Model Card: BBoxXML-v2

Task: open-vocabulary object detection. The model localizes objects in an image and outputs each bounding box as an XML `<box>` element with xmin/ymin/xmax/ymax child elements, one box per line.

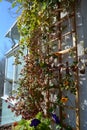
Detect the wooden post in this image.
<box><xmin>57</xmin><ymin>2</ymin><xmax>63</xmax><ymax>127</ymax></box>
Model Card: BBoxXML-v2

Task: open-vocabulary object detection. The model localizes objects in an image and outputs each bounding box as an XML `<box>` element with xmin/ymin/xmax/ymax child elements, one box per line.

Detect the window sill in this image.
<box><xmin>1</xmin><ymin>95</ymin><xmax>16</xmax><ymax>105</ymax></box>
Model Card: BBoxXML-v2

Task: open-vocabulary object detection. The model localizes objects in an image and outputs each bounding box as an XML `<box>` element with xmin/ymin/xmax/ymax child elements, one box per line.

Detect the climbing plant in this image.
<box><xmin>7</xmin><ymin>0</ymin><xmax>78</xmax><ymax>129</ymax></box>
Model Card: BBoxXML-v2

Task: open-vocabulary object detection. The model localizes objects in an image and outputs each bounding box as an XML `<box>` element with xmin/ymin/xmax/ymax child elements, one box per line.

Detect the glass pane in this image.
<box><xmin>7</xmin><ymin>56</ymin><xmax>14</xmax><ymax>79</ymax></box>
<box><xmin>4</xmin><ymin>81</ymin><xmax>12</xmax><ymax>96</ymax></box>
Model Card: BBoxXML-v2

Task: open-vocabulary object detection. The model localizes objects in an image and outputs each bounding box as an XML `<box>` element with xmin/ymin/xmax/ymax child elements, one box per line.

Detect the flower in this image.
<box><xmin>61</xmin><ymin>97</ymin><xmax>68</xmax><ymax>103</ymax></box>
<box><xmin>64</xmin><ymin>80</ymin><xmax>69</xmax><ymax>86</ymax></box>
<box><xmin>30</xmin><ymin>119</ymin><xmax>41</xmax><ymax>127</ymax></box>
<box><xmin>51</xmin><ymin>113</ymin><xmax>60</xmax><ymax>124</ymax></box>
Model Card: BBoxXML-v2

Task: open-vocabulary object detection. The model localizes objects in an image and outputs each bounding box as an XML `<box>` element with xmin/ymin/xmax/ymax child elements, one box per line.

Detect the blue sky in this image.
<box><xmin>0</xmin><ymin>0</ymin><xmax>18</xmax><ymax>58</ymax></box>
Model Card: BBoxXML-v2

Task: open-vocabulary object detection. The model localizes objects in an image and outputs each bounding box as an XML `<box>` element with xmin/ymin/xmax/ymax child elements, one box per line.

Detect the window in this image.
<box><xmin>3</xmin><ymin>45</ymin><xmax>20</xmax><ymax>98</ymax></box>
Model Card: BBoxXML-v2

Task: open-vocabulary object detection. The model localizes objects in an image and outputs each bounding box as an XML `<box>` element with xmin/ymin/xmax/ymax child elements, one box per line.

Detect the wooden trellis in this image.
<box><xmin>53</xmin><ymin>3</ymin><xmax>80</xmax><ymax>130</ymax></box>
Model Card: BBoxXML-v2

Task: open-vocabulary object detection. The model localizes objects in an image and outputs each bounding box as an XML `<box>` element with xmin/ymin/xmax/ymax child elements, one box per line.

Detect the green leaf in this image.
<box><xmin>56</xmin><ymin>125</ymin><xmax>62</xmax><ymax>130</ymax></box>
<box><xmin>40</xmin><ymin>62</ymin><xmax>47</xmax><ymax>68</ymax></box>
<box><xmin>48</xmin><ymin>107</ymin><xmax>53</xmax><ymax>113</ymax></box>
<box><xmin>17</xmin><ymin>0</ymin><xmax>22</xmax><ymax>3</ymax></box>
<box><xmin>19</xmin><ymin>126</ymin><xmax>25</xmax><ymax>130</ymax></box>
<box><xmin>42</xmin><ymin>2</ymin><xmax>47</xmax><ymax>10</ymax></box>
<box><xmin>19</xmin><ymin>119</ymin><xmax>26</xmax><ymax>125</ymax></box>
<box><xmin>36</xmin><ymin>112</ymin><xmax>42</xmax><ymax>120</ymax></box>
<box><xmin>12</xmin><ymin>1</ymin><xmax>17</xmax><ymax>8</ymax></box>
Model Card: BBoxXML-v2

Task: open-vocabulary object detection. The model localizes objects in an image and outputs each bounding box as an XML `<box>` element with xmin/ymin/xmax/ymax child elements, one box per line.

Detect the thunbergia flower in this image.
<box><xmin>30</xmin><ymin>118</ymin><xmax>41</xmax><ymax>127</ymax></box>
<box><xmin>51</xmin><ymin>113</ymin><xmax>60</xmax><ymax>124</ymax></box>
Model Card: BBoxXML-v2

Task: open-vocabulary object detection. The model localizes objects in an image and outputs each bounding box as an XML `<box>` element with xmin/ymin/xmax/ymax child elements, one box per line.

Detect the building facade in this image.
<box><xmin>1</xmin><ymin>22</ymin><xmax>21</xmax><ymax>125</ymax></box>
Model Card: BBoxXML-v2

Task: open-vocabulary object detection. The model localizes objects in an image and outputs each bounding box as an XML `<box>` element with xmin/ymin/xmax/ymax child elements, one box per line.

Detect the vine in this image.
<box><xmin>6</xmin><ymin>0</ymin><xmax>78</xmax><ymax>130</ymax></box>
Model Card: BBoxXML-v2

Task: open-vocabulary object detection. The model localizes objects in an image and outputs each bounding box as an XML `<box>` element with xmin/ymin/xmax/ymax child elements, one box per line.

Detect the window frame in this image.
<box><xmin>2</xmin><ymin>44</ymin><xmax>19</xmax><ymax>102</ymax></box>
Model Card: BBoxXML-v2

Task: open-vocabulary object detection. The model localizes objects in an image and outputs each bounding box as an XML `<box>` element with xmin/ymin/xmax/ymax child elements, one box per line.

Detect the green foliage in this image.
<box><xmin>12</xmin><ymin>1</ymin><xmax>17</xmax><ymax>8</ymax></box>
<box><xmin>12</xmin><ymin>113</ymin><xmax>52</xmax><ymax>130</ymax></box>
<box><xmin>7</xmin><ymin>0</ymin><xmax>77</xmax><ymax>130</ymax></box>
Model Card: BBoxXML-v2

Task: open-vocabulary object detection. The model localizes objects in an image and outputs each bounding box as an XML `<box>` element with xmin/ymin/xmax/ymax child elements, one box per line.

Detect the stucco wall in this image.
<box><xmin>77</xmin><ymin>0</ymin><xmax>87</xmax><ymax>129</ymax></box>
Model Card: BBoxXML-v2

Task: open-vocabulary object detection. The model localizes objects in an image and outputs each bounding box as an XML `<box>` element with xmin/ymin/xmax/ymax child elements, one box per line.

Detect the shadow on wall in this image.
<box><xmin>76</xmin><ymin>2</ymin><xmax>87</xmax><ymax>129</ymax></box>
<box><xmin>79</xmin><ymin>67</ymin><xmax>87</xmax><ymax>130</ymax></box>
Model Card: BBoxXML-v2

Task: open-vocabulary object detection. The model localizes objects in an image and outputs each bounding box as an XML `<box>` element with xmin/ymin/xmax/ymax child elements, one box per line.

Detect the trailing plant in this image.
<box><xmin>12</xmin><ymin>112</ymin><xmax>52</xmax><ymax>130</ymax></box>
<box><xmin>12</xmin><ymin>112</ymin><xmax>73</xmax><ymax>130</ymax></box>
